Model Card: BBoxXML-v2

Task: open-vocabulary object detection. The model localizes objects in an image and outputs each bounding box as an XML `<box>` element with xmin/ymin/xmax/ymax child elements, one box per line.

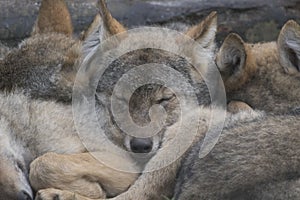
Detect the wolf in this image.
<box><xmin>0</xmin><ymin>0</ymin><xmax>78</xmax><ymax>102</ymax></box>
<box><xmin>0</xmin><ymin>0</ymin><xmax>221</xmax><ymax>199</ymax></box>
<box><xmin>25</xmin><ymin>3</ymin><xmax>288</xmax><ymax>200</ymax></box>
<box><xmin>174</xmin><ymin>20</ymin><xmax>300</xmax><ymax>199</ymax></box>
<box><xmin>216</xmin><ymin>20</ymin><xmax>300</xmax><ymax>114</ymax></box>
<box><xmin>174</xmin><ymin>110</ymin><xmax>300</xmax><ymax>200</ymax></box>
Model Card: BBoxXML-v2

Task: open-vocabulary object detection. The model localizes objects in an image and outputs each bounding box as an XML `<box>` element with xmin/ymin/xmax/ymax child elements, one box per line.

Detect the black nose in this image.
<box><xmin>130</xmin><ymin>138</ymin><xmax>153</xmax><ymax>153</ymax></box>
<box><xmin>17</xmin><ymin>190</ymin><xmax>33</xmax><ymax>200</ymax></box>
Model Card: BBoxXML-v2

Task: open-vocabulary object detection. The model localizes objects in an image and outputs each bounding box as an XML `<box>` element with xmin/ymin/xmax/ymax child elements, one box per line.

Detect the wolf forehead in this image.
<box><xmin>95</xmin><ymin>49</ymin><xmax>210</xmax><ymax>102</ymax></box>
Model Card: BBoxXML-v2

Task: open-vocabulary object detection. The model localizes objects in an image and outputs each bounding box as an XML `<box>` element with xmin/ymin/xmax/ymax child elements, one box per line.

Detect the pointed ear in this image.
<box><xmin>185</xmin><ymin>11</ymin><xmax>217</xmax><ymax>50</ymax></box>
<box><xmin>82</xmin><ymin>0</ymin><xmax>127</xmax><ymax>57</ymax></box>
<box><xmin>31</xmin><ymin>0</ymin><xmax>73</xmax><ymax>36</ymax></box>
<box><xmin>277</xmin><ymin>20</ymin><xmax>300</xmax><ymax>74</ymax></box>
<box><xmin>97</xmin><ymin>0</ymin><xmax>126</xmax><ymax>36</ymax></box>
<box><xmin>216</xmin><ymin>33</ymin><xmax>247</xmax><ymax>81</ymax></box>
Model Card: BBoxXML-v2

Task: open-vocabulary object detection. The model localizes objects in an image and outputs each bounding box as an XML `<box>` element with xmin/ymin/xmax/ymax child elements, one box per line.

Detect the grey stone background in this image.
<box><xmin>0</xmin><ymin>0</ymin><xmax>300</xmax><ymax>46</ymax></box>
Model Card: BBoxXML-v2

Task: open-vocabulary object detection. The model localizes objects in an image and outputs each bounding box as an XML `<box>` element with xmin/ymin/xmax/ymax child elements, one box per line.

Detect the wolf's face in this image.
<box><xmin>0</xmin><ymin>129</ymin><xmax>33</xmax><ymax>200</ymax></box>
<box><xmin>93</xmin><ymin>50</ymin><xmax>203</xmax><ymax>155</ymax></box>
<box><xmin>79</xmin><ymin>7</ymin><xmax>219</xmax><ymax>157</ymax></box>
<box><xmin>126</xmin><ymin>84</ymin><xmax>179</xmax><ymax>153</ymax></box>
<box><xmin>216</xmin><ymin>20</ymin><xmax>300</xmax><ymax>113</ymax></box>
<box><xmin>0</xmin><ymin>155</ymin><xmax>32</xmax><ymax>200</ymax></box>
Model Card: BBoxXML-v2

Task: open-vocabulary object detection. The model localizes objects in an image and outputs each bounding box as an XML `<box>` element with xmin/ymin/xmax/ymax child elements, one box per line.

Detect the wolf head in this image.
<box><xmin>76</xmin><ymin>1</ymin><xmax>220</xmax><ymax>157</ymax></box>
<box><xmin>0</xmin><ymin>118</ymin><xmax>33</xmax><ymax>200</ymax></box>
<box><xmin>216</xmin><ymin>20</ymin><xmax>300</xmax><ymax>113</ymax></box>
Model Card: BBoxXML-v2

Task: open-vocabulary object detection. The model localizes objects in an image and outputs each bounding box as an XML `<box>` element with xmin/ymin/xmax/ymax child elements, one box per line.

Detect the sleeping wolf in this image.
<box><xmin>216</xmin><ymin>20</ymin><xmax>300</xmax><ymax>114</ymax></box>
<box><xmin>27</xmin><ymin>3</ymin><xmax>298</xmax><ymax>200</ymax></box>
<box><xmin>0</xmin><ymin>0</ymin><xmax>221</xmax><ymax>199</ymax></box>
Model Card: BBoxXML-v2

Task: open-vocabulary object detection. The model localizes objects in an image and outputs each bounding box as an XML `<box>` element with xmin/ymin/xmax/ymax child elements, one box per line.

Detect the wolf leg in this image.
<box><xmin>30</xmin><ymin>152</ymin><xmax>140</xmax><ymax>199</ymax></box>
<box><xmin>35</xmin><ymin>188</ymin><xmax>94</xmax><ymax>200</ymax></box>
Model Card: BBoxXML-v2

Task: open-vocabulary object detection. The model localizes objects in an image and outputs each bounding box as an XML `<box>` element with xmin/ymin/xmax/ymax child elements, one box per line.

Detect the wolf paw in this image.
<box><xmin>35</xmin><ymin>189</ymin><xmax>76</xmax><ymax>200</ymax></box>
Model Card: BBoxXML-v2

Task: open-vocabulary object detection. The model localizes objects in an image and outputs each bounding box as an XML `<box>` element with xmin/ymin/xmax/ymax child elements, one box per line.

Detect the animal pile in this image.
<box><xmin>0</xmin><ymin>0</ymin><xmax>299</xmax><ymax>200</ymax></box>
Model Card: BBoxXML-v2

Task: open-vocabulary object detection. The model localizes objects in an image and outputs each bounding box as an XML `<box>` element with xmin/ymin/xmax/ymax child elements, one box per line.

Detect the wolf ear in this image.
<box><xmin>97</xmin><ymin>0</ymin><xmax>126</xmax><ymax>37</ymax></box>
<box><xmin>216</xmin><ymin>33</ymin><xmax>246</xmax><ymax>80</ymax></box>
<box><xmin>185</xmin><ymin>11</ymin><xmax>217</xmax><ymax>51</ymax></box>
<box><xmin>82</xmin><ymin>0</ymin><xmax>126</xmax><ymax>57</ymax></box>
<box><xmin>32</xmin><ymin>0</ymin><xmax>73</xmax><ymax>36</ymax></box>
<box><xmin>277</xmin><ymin>20</ymin><xmax>300</xmax><ymax>74</ymax></box>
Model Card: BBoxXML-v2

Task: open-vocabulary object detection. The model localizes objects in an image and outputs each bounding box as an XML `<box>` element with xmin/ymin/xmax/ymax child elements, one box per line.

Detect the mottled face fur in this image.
<box><xmin>67</xmin><ymin>9</ymin><xmax>218</xmax><ymax>156</ymax></box>
<box><xmin>216</xmin><ymin>20</ymin><xmax>300</xmax><ymax>114</ymax></box>
<box><xmin>0</xmin><ymin>118</ymin><xmax>33</xmax><ymax>200</ymax></box>
<box><xmin>0</xmin><ymin>0</ymin><xmax>218</xmax><ymax>158</ymax></box>
<box><xmin>94</xmin><ymin>49</ymin><xmax>212</xmax><ymax>156</ymax></box>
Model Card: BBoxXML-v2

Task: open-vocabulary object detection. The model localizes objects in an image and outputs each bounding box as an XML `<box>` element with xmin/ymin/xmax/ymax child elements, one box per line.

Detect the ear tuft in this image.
<box><xmin>82</xmin><ymin>1</ymin><xmax>127</xmax><ymax>59</ymax></box>
<box><xmin>278</xmin><ymin>20</ymin><xmax>300</xmax><ymax>74</ymax></box>
<box><xmin>97</xmin><ymin>0</ymin><xmax>126</xmax><ymax>36</ymax></box>
<box><xmin>216</xmin><ymin>33</ymin><xmax>246</xmax><ymax>80</ymax></box>
<box><xmin>185</xmin><ymin>11</ymin><xmax>217</xmax><ymax>50</ymax></box>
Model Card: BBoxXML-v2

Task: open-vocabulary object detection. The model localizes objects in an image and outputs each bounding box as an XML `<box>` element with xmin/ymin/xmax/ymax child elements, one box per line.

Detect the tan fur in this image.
<box><xmin>97</xmin><ymin>0</ymin><xmax>126</xmax><ymax>35</ymax></box>
<box><xmin>217</xmin><ymin>20</ymin><xmax>300</xmax><ymax>113</ymax></box>
<box><xmin>227</xmin><ymin>100</ymin><xmax>253</xmax><ymax>114</ymax></box>
<box><xmin>186</xmin><ymin>11</ymin><xmax>217</xmax><ymax>48</ymax></box>
<box><xmin>32</xmin><ymin>0</ymin><xmax>73</xmax><ymax>36</ymax></box>
<box><xmin>30</xmin><ymin>152</ymin><xmax>140</xmax><ymax>199</ymax></box>
<box><xmin>28</xmin><ymin>10</ymin><xmax>219</xmax><ymax>200</ymax></box>
<box><xmin>34</xmin><ymin>107</ymin><xmax>217</xmax><ymax>200</ymax></box>
<box><xmin>216</xmin><ymin>33</ymin><xmax>256</xmax><ymax>92</ymax></box>
<box><xmin>0</xmin><ymin>0</ymin><xmax>220</xmax><ymax>199</ymax></box>
<box><xmin>278</xmin><ymin>20</ymin><xmax>300</xmax><ymax>75</ymax></box>
<box><xmin>0</xmin><ymin>0</ymin><xmax>140</xmax><ymax>198</ymax></box>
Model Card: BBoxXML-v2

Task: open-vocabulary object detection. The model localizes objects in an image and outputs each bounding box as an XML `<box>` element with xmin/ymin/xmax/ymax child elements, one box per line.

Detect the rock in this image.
<box><xmin>0</xmin><ymin>0</ymin><xmax>299</xmax><ymax>45</ymax></box>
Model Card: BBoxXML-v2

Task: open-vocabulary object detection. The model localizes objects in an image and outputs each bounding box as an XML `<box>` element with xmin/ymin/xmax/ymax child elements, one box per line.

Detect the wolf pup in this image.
<box><xmin>216</xmin><ymin>20</ymin><xmax>300</xmax><ymax>114</ymax></box>
<box><xmin>174</xmin><ymin>20</ymin><xmax>300</xmax><ymax>199</ymax></box>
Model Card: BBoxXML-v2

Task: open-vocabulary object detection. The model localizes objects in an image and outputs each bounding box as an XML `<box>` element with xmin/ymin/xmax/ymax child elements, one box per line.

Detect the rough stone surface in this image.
<box><xmin>0</xmin><ymin>0</ymin><xmax>300</xmax><ymax>45</ymax></box>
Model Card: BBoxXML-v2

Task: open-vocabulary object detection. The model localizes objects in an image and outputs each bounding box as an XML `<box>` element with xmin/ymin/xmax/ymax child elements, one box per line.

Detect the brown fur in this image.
<box><xmin>97</xmin><ymin>0</ymin><xmax>126</xmax><ymax>35</ymax></box>
<box><xmin>0</xmin><ymin>0</ymin><xmax>140</xmax><ymax>199</ymax></box>
<box><xmin>227</xmin><ymin>100</ymin><xmax>253</xmax><ymax>114</ymax></box>
<box><xmin>0</xmin><ymin>0</ymin><xmax>221</xmax><ymax>199</ymax></box>
<box><xmin>32</xmin><ymin>0</ymin><xmax>73</xmax><ymax>36</ymax></box>
<box><xmin>28</xmin><ymin>7</ymin><xmax>219</xmax><ymax>200</ymax></box>
<box><xmin>30</xmin><ymin>152</ymin><xmax>140</xmax><ymax>199</ymax></box>
<box><xmin>216</xmin><ymin>20</ymin><xmax>300</xmax><ymax>114</ymax></box>
<box><xmin>175</xmin><ymin>112</ymin><xmax>300</xmax><ymax>200</ymax></box>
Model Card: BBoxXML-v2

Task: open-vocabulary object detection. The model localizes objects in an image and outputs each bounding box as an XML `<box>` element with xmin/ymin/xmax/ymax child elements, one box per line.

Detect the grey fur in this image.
<box><xmin>0</xmin><ymin>2</ymin><xmax>220</xmax><ymax>200</ymax></box>
<box><xmin>175</xmin><ymin>112</ymin><xmax>300</xmax><ymax>200</ymax></box>
<box><xmin>216</xmin><ymin>21</ymin><xmax>300</xmax><ymax>114</ymax></box>
<box><xmin>175</xmin><ymin>20</ymin><xmax>300</xmax><ymax>200</ymax></box>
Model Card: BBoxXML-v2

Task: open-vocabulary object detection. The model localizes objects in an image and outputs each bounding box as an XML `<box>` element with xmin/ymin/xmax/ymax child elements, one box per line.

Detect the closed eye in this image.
<box><xmin>156</xmin><ymin>94</ymin><xmax>176</xmax><ymax>104</ymax></box>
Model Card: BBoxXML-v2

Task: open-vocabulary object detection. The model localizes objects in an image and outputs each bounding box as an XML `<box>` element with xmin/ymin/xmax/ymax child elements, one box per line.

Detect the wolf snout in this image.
<box><xmin>17</xmin><ymin>190</ymin><xmax>33</xmax><ymax>200</ymax></box>
<box><xmin>130</xmin><ymin>138</ymin><xmax>153</xmax><ymax>153</ymax></box>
